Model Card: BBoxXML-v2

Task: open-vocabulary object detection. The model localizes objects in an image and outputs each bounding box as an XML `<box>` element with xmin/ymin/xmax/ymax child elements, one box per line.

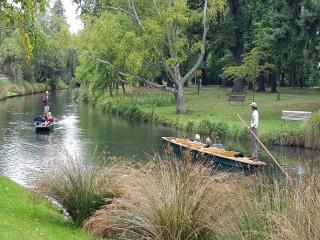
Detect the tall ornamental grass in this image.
<box><xmin>83</xmin><ymin>158</ymin><xmax>241</xmax><ymax>240</ymax></box>
<box><xmin>304</xmin><ymin>111</ymin><xmax>320</xmax><ymax>149</ymax></box>
<box><xmin>217</xmin><ymin>174</ymin><xmax>320</xmax><ymax>240</ymax></box>
<box><xmin>36</xmin><ymin>159</ymin><xmax>123</xmax><ymax>227</ymax></box>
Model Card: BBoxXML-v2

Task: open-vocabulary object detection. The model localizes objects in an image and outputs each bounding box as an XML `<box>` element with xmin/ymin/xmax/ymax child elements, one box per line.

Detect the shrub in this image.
<box><xmin>83</xmin><ymin>157</ymin><xmax>240</xmax><ymax>239</ymax></box>
<box><xmin>304</xmin><ymin>111</ymin><xmax>320</xmax><ymax>149</ymax></box>
<box><xmin>36</xmin><ymin>159</ymin><xmax>122</xmax><ymax>227</ymax></box>
<box><xmin>196</xmin><ymin>119</ymin><xmax>228</xmax><ymax>137</ymax></box>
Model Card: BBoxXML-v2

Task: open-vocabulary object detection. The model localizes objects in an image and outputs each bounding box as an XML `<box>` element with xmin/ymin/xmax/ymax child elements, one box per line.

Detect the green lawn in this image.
<box><xmin>151</xmin><ymin>87</ymin><xmax>320</xmax><ymax>138</ymax></box>
<box><xmin>0</xmin><ymin>176</ymin><xmax>92</xmax><ymax>240</ymax></box>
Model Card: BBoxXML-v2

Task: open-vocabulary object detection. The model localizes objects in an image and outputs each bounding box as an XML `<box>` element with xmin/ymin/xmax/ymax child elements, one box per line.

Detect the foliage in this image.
<box><xmin>304</xmin><ymin>111</ymin><xmax>320</xmax><ymax>149</ymax></box>
<box><xmin>223</xmin><ymin>47</ymin><xmax>274</xmax><ymax>87</ymax></box>
<box><xmin>0</xmin><ymin>0</ymin><xmax>73</xmax><ymax>88</ymax></box>
<box><xmin>207</xmin><ymin>0</ymin><xmax>320</xmax><ymax>89</ymax></box>
<box><xmin>75</xmin><ymin>0</ymin><xmax>225</xmax><ymax>113</ymax></box>
<box><xmin>36</xmin><ymin>159</ymin><xmax>122</xmax><ymax>227</ymax></box>
<box><xmin>94</xmin><ymin>89</ymin><xmax>175</xmax><ymax>122</ymax></box>
<box><xmin>0</xmin><ymin>0</ymin><xmax>47</xmax><ymax>59</ymax></box>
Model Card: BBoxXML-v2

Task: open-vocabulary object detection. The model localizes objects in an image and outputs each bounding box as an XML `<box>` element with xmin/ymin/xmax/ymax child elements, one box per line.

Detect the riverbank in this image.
<box><xmin>37</xmin><ymin>157</ymin><xmax>320</xmax><ymax>240</ymax></box>
<box><xmin>82</xmin><ymin>86</ymin><xmax>320</xmax><ymax>148</ymax></box>
<box><xmin>0</xmin><ymin>79</ymin><xmax>68</xmax><ymax>101</ymax></box>
<box><xmin>0</xmin><ymin>175</ymin><xmax>92</xmax><ymax>240</ymax></box>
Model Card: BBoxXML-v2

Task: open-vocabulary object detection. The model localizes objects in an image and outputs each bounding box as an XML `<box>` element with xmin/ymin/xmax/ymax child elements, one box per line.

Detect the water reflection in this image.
<box><xmin>0</xmin><ymin>90</ymin><xmax>180</xmax><ymax>186</ymax></box>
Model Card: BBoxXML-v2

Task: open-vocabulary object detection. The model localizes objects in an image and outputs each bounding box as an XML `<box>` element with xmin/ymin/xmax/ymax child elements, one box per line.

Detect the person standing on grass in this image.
<box><xmin>249</xmin><ymin>102</ymin><xmax>259</xmax><ymax>161</ymax></box>
<box><xmin>42</xmin><ymin>91</ymin><xmax>50</xmax><ymax>116</ymax></box>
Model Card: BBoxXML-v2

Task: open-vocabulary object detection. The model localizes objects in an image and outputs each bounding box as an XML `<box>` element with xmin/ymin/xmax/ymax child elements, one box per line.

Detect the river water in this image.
<box><xmin>0</xmin><ymin>90</ymin><xmax>319</xmax><ymax>186</ymax></box>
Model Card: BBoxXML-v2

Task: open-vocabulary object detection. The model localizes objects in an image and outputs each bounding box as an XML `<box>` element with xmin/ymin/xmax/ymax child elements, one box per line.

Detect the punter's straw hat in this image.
<box><xmin>46</xmin><ymin>91</ymin><xmax>49</xmax><ymax>94</ymax></box>
<box><xmin>250</xmin><ymin>102</ymin><xmax>258</xmax><ymax>108</ymax></box>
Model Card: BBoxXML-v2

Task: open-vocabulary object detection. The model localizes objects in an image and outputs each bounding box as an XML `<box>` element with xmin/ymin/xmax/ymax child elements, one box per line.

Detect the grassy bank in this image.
<box><xmin>0</xmin><ymin>79</ymin><xmax>68</xmax><ymax>101</ymax></box>
<box><xmin>81</xmin><ymin>86</ymin><xmax>320</xmax><ymax>147</ymax></box>
<box><xmin>0</xmin><ymin>175</ymin><xmax>91</xmax><ymax>240</ymax></box>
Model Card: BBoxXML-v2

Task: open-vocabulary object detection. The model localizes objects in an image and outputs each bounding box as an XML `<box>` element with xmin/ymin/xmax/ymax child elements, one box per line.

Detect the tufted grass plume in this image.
<box><xmin>304</xmin><ymin>111</ymin><xmax>320</xmax><ymax>149</ymax></box>
<box><xmin>83</xmin><ymin>157</ymin><xmax>241</xmax><ymax>240</ymax></box>
<box><xmin>35</xmin><ymin>158</ymin><xmax>123</xmax><ymax>227</ymax></box>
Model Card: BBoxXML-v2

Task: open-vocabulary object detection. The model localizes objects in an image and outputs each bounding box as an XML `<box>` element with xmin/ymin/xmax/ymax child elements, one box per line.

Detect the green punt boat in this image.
<box><xmin>35</xmin><ymin>123</ymin><xmax>55</xmax><ymax>132</ymax></box>
<box><xmin>162</xmin><ymin>137</ymin><xmax>266</xmax><ymax>172</ymax></box>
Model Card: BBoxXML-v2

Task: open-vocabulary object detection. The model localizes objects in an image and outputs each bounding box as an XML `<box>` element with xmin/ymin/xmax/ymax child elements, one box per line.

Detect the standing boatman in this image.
<box><xmin>249</xmin><ymin>102</ymin><xmax>259</xmax><ymax>161</ymax></box>
<box><xmin>43</xmin><ymin>91</ymin><xmax>50</xmax><ymax>116</ymax></box>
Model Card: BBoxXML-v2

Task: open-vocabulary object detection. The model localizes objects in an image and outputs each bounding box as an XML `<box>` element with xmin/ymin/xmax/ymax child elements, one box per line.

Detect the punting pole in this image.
<box><xmin>237</xmin><ymin>114</ymin><xmax>291</xmax><ymax>179</ymax></box>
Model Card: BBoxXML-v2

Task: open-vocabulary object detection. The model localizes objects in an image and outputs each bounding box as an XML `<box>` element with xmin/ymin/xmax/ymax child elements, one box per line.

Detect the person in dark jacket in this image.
<box><xmin>212</xmin><ymin>136</ymin><xmax>223</xmax><ymax>149</ymax></box>
<box><xmin>34</xmin><ymin>113</ymin><xmax>45</xmax><ymax>126</ymax></box>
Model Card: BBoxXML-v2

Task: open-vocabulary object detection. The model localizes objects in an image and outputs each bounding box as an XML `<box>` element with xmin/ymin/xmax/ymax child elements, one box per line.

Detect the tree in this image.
<box><xmin>223</xmin><ymin>47</ymin><xmax>274</xmax><ymax>98</ymax></box>
<box><xmin>75</xmin><ymin>0</ymin><xmax>225</xmax><ymax>114</ymax></box>
<box><xmin>0</xmin><ymin>0</ymin><xmax>47</xmax><ymax>59</ymax></box>
<box><xmin>30</xmin><ymin>1</ymin><xmax>73</xmax><ymax>88</ymax></box>
<box><xmin>53</xmin><ymin>0</ymin><xmax>66</xmax><ymax>18</ymax></box>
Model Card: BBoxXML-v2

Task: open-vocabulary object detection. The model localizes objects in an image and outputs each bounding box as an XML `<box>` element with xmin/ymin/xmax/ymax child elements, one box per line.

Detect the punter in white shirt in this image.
<box><xmin>249</xmin><ymin>102</ymin><xmax>259</xmax><ymax>160</ymax></box>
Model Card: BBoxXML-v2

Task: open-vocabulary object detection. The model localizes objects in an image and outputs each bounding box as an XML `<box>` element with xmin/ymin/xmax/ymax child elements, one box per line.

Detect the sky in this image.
<box><xmin>61</xmin><ymin>0</ymin><xmax>84</xmax><ymax>34</ymax></box>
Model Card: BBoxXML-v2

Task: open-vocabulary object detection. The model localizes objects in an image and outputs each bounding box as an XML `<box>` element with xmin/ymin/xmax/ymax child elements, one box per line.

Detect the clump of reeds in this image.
<box><xmin>83</xmin><ymin>157</ymin><xmax>241</xmax><ymax>240</ymax></box>
<box><xmin>270</xmin><ymin>174</ymin><xmax>320</xmax><ymax>240</ymax></box>
<box><xmin>36</xmin><ymin>159</ymin><xmax>123</xmax><ymax>227</ymax></box>
<box><xmin>217</xmin><ymin>174</ymin><xmax>320</xmax><ymax>240</ymax></box>
<box><xmin>304</xmin><ymin>111</ymin><xmax>320</xmax><ymax>149</ymax></box>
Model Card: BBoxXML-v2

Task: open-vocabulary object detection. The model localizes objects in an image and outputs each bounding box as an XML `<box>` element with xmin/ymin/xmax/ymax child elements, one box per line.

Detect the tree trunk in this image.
<box><xmin>232</xmin><ymin>77</ymin><xmax>245</xmax><ymax>93</ymax></box>
<box><xmin>108</xmin><ymin>83</ymin><xmax>113</xmax><ymax>97</ymax></box>
<box><xmin>228</xmin><ymin>0</ymin><xmax>245</xmax><ymax>92</ymax></box>
<box><xmin>269</xmin><ymin>72</ymin><xmax>277</xmax><ymax>92</ymax></box>
<box><xmin>280</xmin><ymin>71</ymin><xmax>285</xmax><ymax>87</ymax></box>
<box><xmin>257</xmin><ymin>74</ymin><xmax>265</xmax><ymax>92</ymax></box>
<box><xmin>121</xmin><ymin>82</ymin><xmax>126</xmax><ymax>95</ymax></box>
<box><xmin>174</xmin><ymin>83</ymin><xmax>187</xmax><ymax>114</ymax></box>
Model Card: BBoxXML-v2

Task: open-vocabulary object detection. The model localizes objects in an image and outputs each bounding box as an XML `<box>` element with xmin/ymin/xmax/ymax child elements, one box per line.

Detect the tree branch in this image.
<box><xmin>128</xmin><ymin>0</ymin><xmax>145</xmax><ymax>30</ymax></box>
<box><xmin>182</xmin><ymin>0</ymin><xmax>208</xmax><ymax>83</ymax></box>
<box><xmin>118</xmin><ymin>72</ymin><xmax>175</xmax><ymax>93</ymax></box>
<box><xmin>104</xmin><ymin>5</ymin><xmax>136</xmax><ymax>19</ymax></box>
<box><xmin>80</xmin><ymin>49</ymin><xmax>175</xmax><ymax>93</ymax></box>
<box><xmin>79</xmin><ymin>48</ymin><xmax>113</xmax><ymax>66</ymax></box>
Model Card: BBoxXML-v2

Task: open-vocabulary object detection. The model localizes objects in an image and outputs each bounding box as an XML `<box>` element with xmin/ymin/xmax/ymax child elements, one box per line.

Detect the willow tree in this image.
<box><xmin>76</xmin><ymin>0</ymin><xmax>225</xmax><ymax>114</ymax></box>
<box><xmin>0</xmin><ymin>0</ymin><xmax>47</xmax><ymax>59</ymax></box>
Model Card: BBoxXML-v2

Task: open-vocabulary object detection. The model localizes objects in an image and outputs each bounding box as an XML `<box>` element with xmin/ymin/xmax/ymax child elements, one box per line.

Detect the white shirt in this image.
<box><xmin>251</xmin><ymin>110</ymin><xmax>259</xmax><ymax>129</ymax></box>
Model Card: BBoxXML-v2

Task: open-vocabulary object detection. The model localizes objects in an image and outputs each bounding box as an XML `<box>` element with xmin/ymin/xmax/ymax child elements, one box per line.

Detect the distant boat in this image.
<box><xmin>35</xmin><ymin>122</ymin><xmax>55</xmax><ymax>132</ymax></box>
<box><xmin>162</xmin><ymin>137</ymin><xmax>266</xmax><ymax>172</ymax></box>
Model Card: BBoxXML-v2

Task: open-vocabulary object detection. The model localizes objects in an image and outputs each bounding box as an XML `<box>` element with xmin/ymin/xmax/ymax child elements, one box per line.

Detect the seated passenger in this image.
<box><xmin>189</xmin><ymin>134</ymin><xmax>201</xmax><ymax>144</ymax></box>
<box><xmin>212</xmin><ymin>136</ymin><xmax>223</xmax><ymax>149</ymax></box>
<box><xmin>34</xmin><ymin>113</ymin><xmax>45</xmax><ymax>126</ymax></box>
<box><xmin>45</xmin><ymin>112</ymin><xmax>54</xmax><ymax>125</ymax></box>
<box><xmin>203</xmin><ymin>137</ymin><xmax>212</xmax><ymax>148</ymax></box>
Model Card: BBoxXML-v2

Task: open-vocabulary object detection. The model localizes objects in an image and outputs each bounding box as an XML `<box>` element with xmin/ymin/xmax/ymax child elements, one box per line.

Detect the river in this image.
<box><xmin>0</xmin><ymin>90</ymin><xmax>319</xmax><ymax>186</ymax></box>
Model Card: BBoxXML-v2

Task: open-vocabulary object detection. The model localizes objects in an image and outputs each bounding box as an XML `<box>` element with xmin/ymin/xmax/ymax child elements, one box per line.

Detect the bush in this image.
<box><xmin>83</xmin><ymin>157</ymin><xmax>240</xmax><ymax>239</ymax></box>
<box><xmin>304</xmin><ymin>111</ymin><xmax>320</xmax><ymax>149</ymax></box>
<box><xmin>36</xmin><ymin>159</ymin><xmax>122</xmax><ymax>227</ymax></box>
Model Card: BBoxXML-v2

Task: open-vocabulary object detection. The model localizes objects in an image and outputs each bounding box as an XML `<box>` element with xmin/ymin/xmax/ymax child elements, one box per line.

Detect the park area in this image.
<box><xmin>92</xmin><ymin>86</ymin><xmax>320</xmax><ymax>148</ymax></box>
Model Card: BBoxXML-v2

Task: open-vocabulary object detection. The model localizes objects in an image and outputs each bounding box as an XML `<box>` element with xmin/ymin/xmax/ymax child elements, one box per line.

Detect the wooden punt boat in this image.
<box><xmin>162</xmin><ymin>137</ymin><xmax>266</xmax><ymax>172</ymax></box>
<box><xmin>35</xmin><ymin>122</ymin><xmax>55</xmax><ymax>132</ymax></box>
